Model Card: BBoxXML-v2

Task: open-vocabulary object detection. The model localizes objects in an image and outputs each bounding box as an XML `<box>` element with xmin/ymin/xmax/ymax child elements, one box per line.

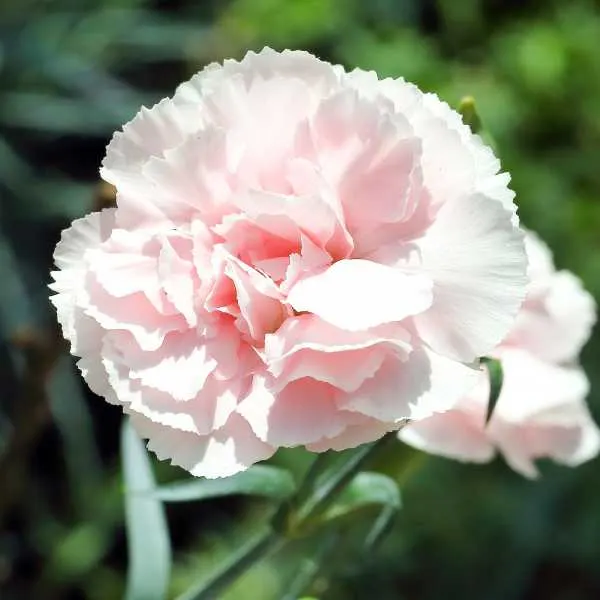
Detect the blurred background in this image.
<box><xmin>1</xmin><ymin>0</ymin><xmax>600</xmax><ymax>598</ymax></box>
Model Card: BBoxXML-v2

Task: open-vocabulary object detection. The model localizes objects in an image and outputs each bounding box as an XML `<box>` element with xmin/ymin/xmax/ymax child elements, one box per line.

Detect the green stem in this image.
<box><xmin>177</xmin><ymin>529</ymin><xmax>283</xmax><ymax>600</ymax></box>
<box><xmin>270</xmin><ymin>451</ymin><xmax>332</xmax><ymax>534</ymax></box>
<box><xmin>279</xmin><ymin>531</ymin><xmax>339</xmax><ymax>600</ymax></box>
<box><xmin>178</xmin><ymin>431</ymin><xmax>398</xmax><ymax>599</ymax></box>
<box><xmin>293</xmin><ymin>451</ymin><xmax>334</xmax><ymax>508</ymax></box>
<box><xmin>294</xmin><ymin>432</ymin><xmax>396</xmax><ymax>526</ymax></box>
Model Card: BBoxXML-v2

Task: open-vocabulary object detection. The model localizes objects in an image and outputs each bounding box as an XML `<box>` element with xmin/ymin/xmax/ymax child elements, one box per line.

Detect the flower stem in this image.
<box><xmin>279</xmin><ymin>531</ymin><xmax>340</xmax><ymax>600</ymax></box>
<box><xmin>178</xmin><ymin>431</ymin><xmax>398</xmax><ymax>600</ymax></box>
<box><xmin>176</xmin><ymin>528</ymin><xmax>283</xmax><ymax>600</ymax></box>
<box><xmin>294</xmin><ymin>432</ymin><xmax>397</xmax><ymax>527</ymax></box>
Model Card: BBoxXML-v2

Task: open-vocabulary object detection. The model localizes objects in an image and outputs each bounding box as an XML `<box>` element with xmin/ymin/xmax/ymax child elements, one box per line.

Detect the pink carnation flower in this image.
<box><xmin>400</xmin><ymin>231</ymin><xmax>599</xmax><ymax>477</ymax></box>
<box><xmin>50</xmin><ymin>48</ymin><xmax>526</xmax><ymax>478</ymax></box>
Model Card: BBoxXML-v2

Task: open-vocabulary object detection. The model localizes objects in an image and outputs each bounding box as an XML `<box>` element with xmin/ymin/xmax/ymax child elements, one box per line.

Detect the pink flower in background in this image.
<box><xmin>50</xmin><ymin>48</ymin><xmax>526</xmax><ymax>478</ymax></box>
<box><xmin>400</xmin><ymin>231</ymin><xmax>599</xmax><ymax>477</ymax></box>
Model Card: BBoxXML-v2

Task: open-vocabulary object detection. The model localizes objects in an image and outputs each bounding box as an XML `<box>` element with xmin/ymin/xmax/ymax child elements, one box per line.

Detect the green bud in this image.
<box><xmin>458</xmin><ymin>95</ymin><xmax>482</xmax><ymax>134</ymax></box>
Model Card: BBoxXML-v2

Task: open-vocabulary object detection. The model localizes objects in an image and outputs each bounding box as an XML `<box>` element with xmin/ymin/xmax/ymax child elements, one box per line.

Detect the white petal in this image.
<box><xmin>52</xmin><ymin>208</ymin><xmax>116</xmax><ymax>270</ymax></box>
<box><xmin>101</xmin><ymin>99</ymin><xmax>201</xmax><ymax>188</ymax></box>
<box><xmin>412</xmin><ymin>194</ymin><xmax>527</xmax><ymax>362</ymax></box>
<box><xmin>287</xmin><ymin>259</ymin><xmax>433</xmax><ymax>331</ymax></box>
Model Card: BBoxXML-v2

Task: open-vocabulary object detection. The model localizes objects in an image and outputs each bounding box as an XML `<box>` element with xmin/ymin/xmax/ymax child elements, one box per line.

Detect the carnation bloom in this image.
<box><xmin>50</xmin><ymin>48</ymin><xmax>526</xmax><ymax>478</ymax></box>
<box><xmin>400</xmin><ymin>231</ymin><xmax>599</xmax><ymax>477</ymax></box>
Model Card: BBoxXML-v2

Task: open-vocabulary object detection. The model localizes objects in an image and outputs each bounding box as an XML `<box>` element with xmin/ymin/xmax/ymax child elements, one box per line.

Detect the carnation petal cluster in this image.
<box><xmin>400</xmin><ymin>231</ymin><xmax>600</xmax><ymax>477</ymax></box>
<box><xmin>50</xmin><ymin>48</ymin><xmax>526</xmax><ymax>478</ymax></box>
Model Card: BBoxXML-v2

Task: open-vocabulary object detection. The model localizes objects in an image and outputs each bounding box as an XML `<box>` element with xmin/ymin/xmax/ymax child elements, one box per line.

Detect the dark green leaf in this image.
<box><xmin>121</xmin><ymin>419</ymin><xmax>171</xmax><ymax>600</ymax></box>
<box><xmin>482</xmin><ymin>357</ymin><xmax>504</xmax><ymax>424</ymax></box>
<box><xmin>48</xmin><ymin>355</ymin><xmax>102</xmax><ymax>510</ymax></box>
<box><xmin>151</xmin><ymin>465</ymin><xmax>296</xmax><ymax>503</ymax></box>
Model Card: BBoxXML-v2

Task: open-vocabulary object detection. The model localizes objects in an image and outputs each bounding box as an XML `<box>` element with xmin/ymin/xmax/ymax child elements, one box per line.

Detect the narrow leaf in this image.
<box><xmin>122</xmin><ymin>419</ymin><xmax>171</xmax><ymax>600</ymax></box>
<box><xmin>482</xmin><ymin>357</ymin><xmax>504</xmax><ymax>424</ymax></box>
<box><xmin>150</xmin><ymin>465</ymin><xmax>296</xmax><ymax>503</ymax></box>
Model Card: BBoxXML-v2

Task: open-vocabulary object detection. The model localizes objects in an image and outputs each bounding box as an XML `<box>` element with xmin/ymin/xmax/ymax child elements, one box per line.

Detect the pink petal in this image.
<box><xmin>264</xmin><ymin>314</ymin><xmax>411</xmax><ymax>357</ymax></box>
<box><xmin>174</xmin><ymin>48</ymin><xmax>340</xmax><ymax>107</ymax></box>
<box><xmin>130</xmin><ymin>412</ymin><xmax>276</xmax><ymax>479</ymax></box>
<box><xmin>287</xmin><ymin>259</ymin><xmax>433</xmax><ymax>331</ymax></box>
<box><xmin>89</xmin><ymin>249</ymin><xmax>159</xmax><ymax>300</ymax></box>
<box><xmin>49</xmin><ymin>209</ymin><xmax>116</xmax><ymax>356</ymax></box>
<box><xmin>77</xmin><ymin>354</ymin><xmax>121</xmax><ymax>406</ymax></box>
<box><xmin>101</xmin><ymin>98</ymin><xmax>201</xmax><ymax>186</ymax></box>
<box><xmin>234</xmin><ymin>189</ymin><xmax>352</xmax><ymax>260</ymax></box>
<box><xmin>218</xmin><ymin>250</ymin><xmax>290</xmax><ymax>343</ymax></box>
<box><xmin>158</xmin><ymin>234</ymin><xmax>198</xmax><ymax>327</ymax></box>
<box><xmin>110</xmin><ymin>127</ymin><xmax>234</xmax><ymax>229</ymax></box>
<box><xmin>213</xmin><ymin>213</ymin><xmax>299</xmax><ymax>269</ymax></box>
<box><xmin>340</xmin><ymin>131</ymin><xmax>422</xmax><ymax>230</ymax></box>
<box><xmin>280</xmin><ymin>233</ymin><xmax>332</xmax><ymax>294</ymax></box>
<box><xmin>109</xmin><ymin>330</ymin><xmax>217</xmax><ymax>402</ymax></box>
<box><xmin>488</xmin><ymin>349</ymin><xmax>600</xmax><ymax>477</ymax></box>
<box><xmin>307</xmin><ymin>413</ymin><xmax>398</xmax><ymax>452</ymax></box>
<box><xmin>506</xmin><ymin>271</ymin><xmax>596</xmax><ymax>364</ymax></box>
<box><xmin>269</xmin><ymin>347</ymin><xmax>389</xmax><ymax>393</ymax></box>
<box><xmin>52</xmin><ymin>208</ymin><xmax>116</xmax><ymax>271</ymax></box>
<box><xmin>82</xmin><ymin>273</ymin><xmax>187</xmax><ymax>352</ymax></box>
<box><xmin>102</xmin><ymin>337</ymin><xmax>238</xmax><ymax>436</ymax></box>
<box><xmin>237</xmin><ymin>376</ymin><xmax>346</xmax><ymax>446</ymax></box>
<box><xmin>339</xmin><ymin>347</ymin><xmax>480</xmax><ymax>422</ymax></box>
<box><xmin>398</xmin><ymin>372</ymin><xmax>494</xmax><ymax>463</ymax></box>
<box><xmin>264</xmin><ymin>314</ymin><xmax>411</xmax><ymax>392</ymax></box>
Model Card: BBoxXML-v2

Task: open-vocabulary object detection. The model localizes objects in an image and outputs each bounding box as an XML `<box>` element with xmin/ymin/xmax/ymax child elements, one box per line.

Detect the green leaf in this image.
<box><xmin>321</xmin><ymin>471</ymin><xmax>401</xmax><ymax>522</ymax></box>
<box><xmin>482</xmin><ymin>357</ymin><xmax>504</xmax><ymax>424</ymax></box>
<box><xmin>121</xmin><ymin>419</ymin><xmax>171</xmax><ymax>600</ymax></box>
<box><xmin>151</xmin><ymin>465</ymin><xmax>296</xmax><ymax>503</ymax></box>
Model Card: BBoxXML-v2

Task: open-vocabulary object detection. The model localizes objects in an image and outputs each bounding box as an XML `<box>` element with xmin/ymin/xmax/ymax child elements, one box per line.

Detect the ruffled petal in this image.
<box><xmin>237</xmin><ymin>375</ymin><xmax>346</xmax><ymax>447</ymax></box>
<box><xmin>264</xmin><ymin>314</ymin><xmax>411</xmax><ymax>392</ymax></box>
<box><xmin>82</xmin><ymin>273</ymin><xmax>187</xmax><ymax>352</ymax></box>
<box><xmin>51</xmin><ymin>208</ymin><xmax>116</xmax><ymax>271</ymax></box>
<box><xmin>130</xmin><ymin>412</ymin><xmax>276</xmax><ymax>479</ymax></box>
<box><xmin>287</xmin><ymin>259</ymin><xmax>433</xmax><ymax>331</ymax></box>
<box><xmin>49</xmin><ymin>209</ymin><xmax>116</xmax><ymax>356</ymax></box>
<box><xmin>101</xmin><ymin>98</ymin><xmax>202</xmax><ymax>189</ymax></box>
<box><xmin>307</xmin><ymin>413</ymin><xmax>398</xmax><ymax>452</ymax></box>
<box><xmin>412</xmin><ymin>194</ymin><xmax>527</xmax><ymax>362</ymax></box>
<box><xmin>506</xmin><ymin>271</ymin><xmax>596</xmax><ymax>364</ymax></box>
<box><xmin>102</xmin><ymin>337</ymin><xmax>238</xmax><ymax>435</ymax></box>
<box><xmin>488</xmin><ymin>349</ymin><xmax>600</xmax><ymax>477</ymax></box>
<box><xmin>398</xmin><ymin>372</ymin><xmax>494</xmax><ymax>463</ymax></box>
<box><xmin>339</xmin><ymin>347</ymin><xmax>480</xmax><ymax>422</ymax></box>
<box><xmin>109</xmin><ymin>330</ymin><xmax>217</xmax><ymax>402</ymax></box>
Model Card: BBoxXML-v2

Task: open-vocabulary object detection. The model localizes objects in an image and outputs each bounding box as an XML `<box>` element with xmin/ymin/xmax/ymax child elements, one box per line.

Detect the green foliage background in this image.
<box><xmin>1</xmin><ymin>1</ymin><xmax>600</xmax><ymax>598</ymax></box>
